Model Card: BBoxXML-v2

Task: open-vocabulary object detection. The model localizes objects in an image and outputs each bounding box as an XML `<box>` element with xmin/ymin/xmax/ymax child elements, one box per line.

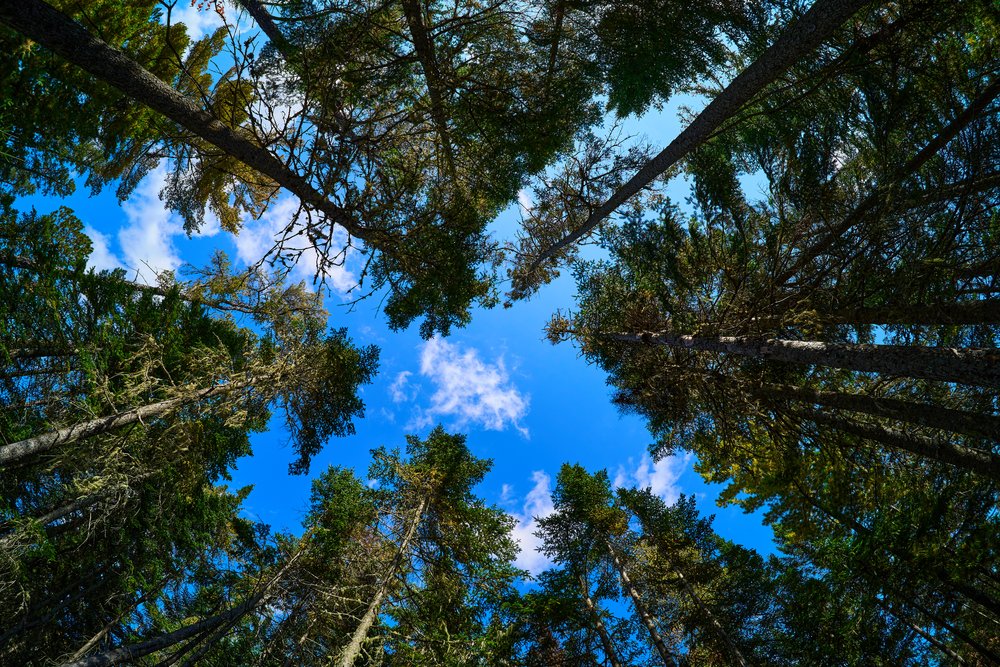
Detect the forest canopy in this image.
<box><xmin>1</xmin><ymin>0</ymin><xmax>1000</xmax><ymax>664</ymax></box>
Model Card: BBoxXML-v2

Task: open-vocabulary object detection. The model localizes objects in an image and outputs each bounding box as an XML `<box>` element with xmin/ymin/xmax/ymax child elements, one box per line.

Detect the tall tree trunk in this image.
<box><xmin>790</xmin><ymin>299</ymin><xmax>1000</xmax><ymax>325</ymax></box>
<box><xmin>759</xmin><ymin>383</ymin><xmax>1000</xmax><ymax>441</ymax></box>
<box><xmin>400</xmin><ymin>0</ymin><xmax>458</xmax><ymax>179</ymax></box>
<box><xmin>522</xmin><ymin>0</ymin><xmax>871</xmax><ymax>275</ymax></box>
<box><xmin>794</xmin><ymin>487</ymin><xmax>1000</xmax><ymax>621</ymax></box>
<box><xmin>0</xmin><ymin>0</ymin><xmax>369</xmax><ymax>242</ymax></box>
<box><xmin>234</xmin><ymin>0</ymin><xmax>291</xmax><ymax>55</ymax></box>
<box><xmin>604</xmin><ymin>538</ymin><xmax>679</xmax><ymax>666</ymax></box>
<box><xmin>338</xmin><ymin>496</ymin><xmax>427</xmax><ymax>667</ymax></box>
<box><xmin>62</xmin><ymin>548</ymin><xmax>305</xmax><ymax>667</ymax></box>
<box><xmin>802</xmin><ymin>408</ymin><xmax>1000</xmax><ymax>480</ymax></box>
<box><xmin>668</xmin><ymin>562</ymin><xmax>749</xmax><ymax>667</ymax></box>
<box><xmin>876</xmin><ymin>599</ymin><xmax>968</xmax><ymax>665</ymax></box>
<box><xmin>777</xmin><ymin>76</ymin><xmax>1000</xmax><ymax>284</ymax></box>
<box><xmin>611</xmin><ymin>330</ymin><xmax>1000</xmax><ymax>387</ymax></box>
<box><xmin>67</xmin><ymin>576</ymin><xmax>171</xmax><ymax>663</ymax></box>
<box><xmin>0</xmin><ymin>382</ymin><xmax>243</xmax><ymax>466</ymax></box>
<box><xmin>577</xmin><ymin>574</ymin><xmax>623</xmax><ymax>667</ymax></box>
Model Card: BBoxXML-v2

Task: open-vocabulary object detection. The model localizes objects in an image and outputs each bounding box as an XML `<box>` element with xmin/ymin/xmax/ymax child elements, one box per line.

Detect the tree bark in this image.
<box><xmin>234</xmin><ymin>0</ymin><xmax>291</xmax><ymax>55</ymax></box>
<box><xmin>604</xmin><ymin>538</ymin><xmax>679</xmax><ymax>666</ymax></box>
<box><xmin>669</xmin><ymin>563</ymin><xmax>749</xmax><ymax>667</ymax></box>
<box><xmin>0</xmin><ymin>0</ymin><xmax>369</xmax><ymax>242</ymax></box>
<box><xmin>67</xmin><ymin>576</ymin><xmax>171</xmax><ymax>663</ymax></box>
<box><xmin>777</xmin><ymin>76</ymin><xmax>1000</xmax><ymax>284</ymax></box>
<box><xmin>524</xmin><ymin>0</ymin><xmax>872</xmax><ymax>275</ymax></box>
<box><xmin>338</xmin><ymin>496</ymin><xmax>427</xmax><ymax>667</ymax></box>
<box><xmin>803</xmin><ymin>408</ymin><xmax>1000</xmax><ymax>480</ymax></box>
<box><xmin>614</xmin><ymin>330</ymin><xmax>1000</xmax><ymax>388</ymax></box>
<box><xmin>62</xmin><ymin>548</ymin><xmax>304</xmax><ymax>667</ymax></box>
<box><xmin>760</xmin><ymin>383</ymin><xmax>1000</xmax><ymax>441</ymax></box>
<box><xmin>0</xmin><ymin>382</ymin><xmax>242</xmax><ymax>466</ymax></box>
<box><xmin>577</xmin><ymin>574</ymin><xmax>623</xmax><ymax>667</ymax></box>
<box><xmin>400</xmin><ymin>0</ymin><xmax>458</xmax><ymax>179</ymax></box>
<box><xmin>876</xmin><ymin>600</ymin><xmax>968</xmax><ymax>665</ymax></box>
<box><xmin>808</xmin><ymin>299</ymin><xmax>1000</xmax><ymax>325</ymax></box>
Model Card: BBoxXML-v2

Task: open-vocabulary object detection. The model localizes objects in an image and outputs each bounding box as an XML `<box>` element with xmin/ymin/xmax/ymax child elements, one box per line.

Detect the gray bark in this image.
<box><xmin>338</xmin><ymin>497</ymin><xmax>427</xmax><ymax>667</ymax></box>
<box><xmin>578</xmin><ymin>575</ymin><xmax>623</xmax><ymax>667</ymax></box>
<box><xmin>811</xmin><ymin>300</ymin><xmax>1000</xmax><ymax>325</ymax></box>
<box><xmin>615</xmin><ymin>331</ymin><xmax>1000</xmax><ymax>388</ymax></box>
<box><xmin>761</xmin><ymin>383</ymin><xmax>1000</xmax><ymax>441</ymax></box>
<box><xmin>669</xmin><ymin>564</ymin><xmax>749</xmax><ymax>667</ymax></box>
<box><xmin>525</xmin><ymin>0</ymin><xmax>872</xmax><ymax>273</ymax></box>
<box><xmin>605</xmin><ymin>538</ymin><xmax>680</xmax><ymax>666</ymax></box>
<box><xmin>0</xmin><ymin>383</ymin><xmax>240</xmax><ymax>466</ymax></box>
<box><xmin>804</xmin><ymin>409</ymin><xmax>1000</xmax><ymax>480</ymax></box>
<box><xmin>0</xmin><ymin>0</ymin><xmax>369</xmax><ymax>241</ymax></box>
<box><xmin>234</xmin><ymin>0</ymin><xmax>291</xmax><ymax>55</ymax></box>
<box><xmin>62</xmin><ymin>549</ymin><xmax>304</xmax><ymax>667</ymax></box>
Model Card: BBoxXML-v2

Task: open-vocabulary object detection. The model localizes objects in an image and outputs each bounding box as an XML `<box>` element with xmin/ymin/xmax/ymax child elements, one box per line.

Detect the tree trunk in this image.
<box><xmin>0</xmin><ymin>382</ymin><xmax>242</xmax><ymax>466</ymax></box>
<box><xmin>876</xmin><ymin>600</ymin><xmax>968</xmax><ymax>665</ymax></box>
<box><xmin>62</xmin><ymin>548</ymin><xmax>305</xmax><ymax>667</ymax></box>
<box><xmin>523</xmin><ymin>0</ymin><xmax>871</xmax><ymax>274</ymax></box>
<box><xmin>400</xmin><ymin>0</ymin><xmax>457</xmax><ymax>179</ymax></box>
<box><xmin>669</xmin><ymin>563</ymin><xmax>749</xmax><ymax>667</ymax></box>
<box><xmin>338</xmin><ymin>496</ymin><xmax>427</xmax><ymax>667</ymax></box>
<box><xmin>803</xmin><ymin>409</ymin><xmax>1000</xmax><ymax>480</ymax></box>
<box><xmin>67</xmin><ymin>576</ymin><xmax>171</xmax><ymax>663</ymax></box>
<box><xmin>777</xmin><ymin>76</ymin><xmax>1000</xmax><ymax>284</ymax></box>
<box><xmin>234</xmin><ymin>0</ymin><xmax>291</xmax><ymax>55</ymax></box>
<box><xmin>808</xmin><ymin>299</ymin><xmax>1000</xmax><ymax>325</ymax></box>
<box><xmin>577</xmin><ymin>574</ymin><xmax>623</xmax><ymax>667</ymax></box>
<box><xmin>615</xmin><ymin>331</ymin><xmax>1000</xmax><ymax>388</ymax></box>
<box><xmin>0</xmin><ymin>0</ymin><xmax>368</xmax><ymax>242</ymax></box>
<box><xmin>604</xmin><ymin>538</ymin><xmax>679</xmax><ymax>666</ymax></box>
<box><xmin>759</xmin><ymin>383</ymin><xmax>1000</xmax><ymax>441</ymax></box>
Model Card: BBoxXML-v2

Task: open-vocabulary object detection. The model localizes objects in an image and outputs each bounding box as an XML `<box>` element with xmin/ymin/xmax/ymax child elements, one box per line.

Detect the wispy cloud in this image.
<box><xmin>508</xmin><ymin>471</ymin><xmax>555</xmax><ymax>575</ymax></box>
<box><xmin>233</xmin><ymin>193</ymin><xmax>357</xmax><ymax>296</ymax></box>
<box><xmin>404</xmin><ymin>338</ymin><xmax>529</xmax><ymax>435</ymax></box>
<box><xmin>84</xmin><ymin>226</ymin><xmax>121</xmax><ymax>272</ymax></box>
<box><xmin>613</xmin><ymin>452</ymin><xmax>689</xmax><ymax>503</ymax></box>
<box><xmin>118</xmin><ymin>164</ymin><xmax>183</xmax><ymax>284</ymax></box>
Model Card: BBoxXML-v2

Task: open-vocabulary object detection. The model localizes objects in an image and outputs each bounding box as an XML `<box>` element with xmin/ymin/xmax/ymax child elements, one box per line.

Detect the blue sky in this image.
<box><xmin>20</xmin><ymin>4</ymin><xmax>777</xmax><ymax>577</ymax></box>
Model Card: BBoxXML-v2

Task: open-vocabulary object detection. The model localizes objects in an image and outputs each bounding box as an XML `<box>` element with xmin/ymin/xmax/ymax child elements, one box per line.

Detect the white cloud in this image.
<box><xmin>389</xmin><ymin>371</ymin><xmax>413</xmax><ymax>403</ymax></box>
<box><xmin>167</xmin><ymin>2</ymin><xmax>225</xmax><ymax>41</ymax></box>
<box><xmin>84</xmin><ymin>226</ymin><xmax>121</xmax><ymax>272</ymax></box>
<box><xmin>413</xmin><ymin>338</ymin><xmax>529</xmax><ymax>435</ymax></box>
<box><xmin>118</xmin><ymin>165</ymin><xmax>183</xmax><ymax>284</ymax></box>
<box><xmin>517</xmin><ymin>188</ymin><xmax>534</xmax><ymax>214</ymax></box>
<box><xmin>508</xmin><ymin>471</ymin><xmax>555</xmax><ymax>575</ymax></box>
<box><xmin>233</xmin><ymin>193</ymin><xmax>357</xmax><ymax>296</ymax></box>
<box><xmin>613</xmin><ymin>452</ymin><xmax>689</xmax><ymax>504</ymax></box>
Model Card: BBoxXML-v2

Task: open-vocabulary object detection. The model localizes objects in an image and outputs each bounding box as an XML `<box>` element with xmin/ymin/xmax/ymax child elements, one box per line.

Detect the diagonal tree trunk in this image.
<box><xmin>759</xmin><ymin>383</ymin><xmax>1000</xmax><ymax>441</ymax></box>
<box><xmin>522</xmin><ymin>0</ymin><xmax>873</xmax><ymax>277</ymax></box>
<box><xmin>577</xmin><ymin>574</ymin><xmax>623</xmax><ymax>667</ymax></box>
<box><xmin>62</xmin><ymin>547</ymin><xmax>305</xmax><ymax>667</ymax></box>
<box><xmin>234</xmin><ymin>0</ymin><xmax>291</xmax><ymax>56</ymax></box>
<box><xmin>604</xmin><ymin>538</ymin><xmax>680</xmax><ymax>666</ymax></box>
<box><xmin>668</xmin><ymin>562</ymin><xmax>749</xmax><ymax>667</ymax></box>
<box><xmin>609</xmin><ymin>330</ymin><xmax>1000</xmax><ymax>387</ymax></box>
<box><xmin>802</xmin><ymin>408</ymin><xmax>1000</xmax><ymax>480</ymax></box>
<box><xmin>0</xmin><ymin>0</ymin><xmax>369</xmax><ymax>242</ymax></box>
<box><xmin>400</xmin><ymin>0</ymin><xmax>458</xmax><ymax>179</ymax></box>
<box><xmin>0</xmin><ymin>381</ymin><xmax>245</xmax><ymax>466</ymax></box>
<box><xmin>338</xmin><ymin>496</ymin><xmax>427</xmax><ymax>667</ymax></box>
<box><xmin>777</xmin><ymin>76</ymin><xmax>1000</xmax><ymax>285</ymax></box>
